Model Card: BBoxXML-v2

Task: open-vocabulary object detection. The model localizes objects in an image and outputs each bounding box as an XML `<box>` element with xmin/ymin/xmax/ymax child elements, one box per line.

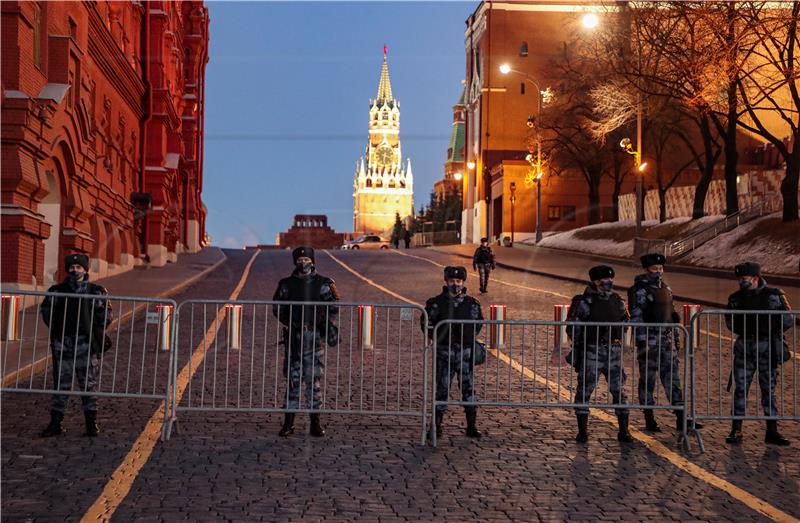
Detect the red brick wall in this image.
<box><xmin>1</xmin><ymin>1</ymin><xmax>209</xmax><ymax>285</ymax></box>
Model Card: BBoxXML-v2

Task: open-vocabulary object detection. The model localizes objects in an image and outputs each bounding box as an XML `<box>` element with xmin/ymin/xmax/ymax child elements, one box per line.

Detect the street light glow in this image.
<box><xmin>453</xmin><ymin>172</ymin><xmax>463</xmax><ymax>181</ymax></box>
<box><xmin>467</xmin><ymin>161</ymin><xmax>476</xmax><ymax>169</ymax></box>
<box><xmin>582</xmin><ymin>13</ymin><xmax>599</xmax><ymax>29</ymax></box>
<box><xmin>499</xmin><ymin>64</ymin><xmax>511</xmax><ymax>75</ymax></box>
<box><xmin>638</xmin><ymin>162</ymin><xmax>648</xmax><ymax>172</ymax></box>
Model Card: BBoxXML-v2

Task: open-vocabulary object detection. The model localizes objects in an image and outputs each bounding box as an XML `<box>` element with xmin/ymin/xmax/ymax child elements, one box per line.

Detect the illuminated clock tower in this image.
<box><xmin>353</xmin><ymin>47</ymin><xmax>414</xmax><ymax>234</ymax></box>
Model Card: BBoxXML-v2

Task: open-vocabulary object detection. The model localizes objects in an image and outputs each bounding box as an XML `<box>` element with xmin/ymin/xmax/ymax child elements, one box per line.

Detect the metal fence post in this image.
<box><xmin>490</xmin><ymin>304</ymin><xmax>506</xmax><ymax>349</ymax></box>
<box><xmin>1</xmin><ymin>295</ymin><xmax>20</xmax><ymax>341</ymax></box>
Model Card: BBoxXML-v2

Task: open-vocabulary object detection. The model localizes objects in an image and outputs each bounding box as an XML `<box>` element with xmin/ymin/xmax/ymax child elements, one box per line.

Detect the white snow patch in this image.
<box><xmin>525</xmin><ymin>217</ymin><xmax>720</xmax><ymax>257</ymax></box>
<box><xmin>682</xmin><ymin>213</ymin><xmax>799</xmax><ymax>275</ymax></box>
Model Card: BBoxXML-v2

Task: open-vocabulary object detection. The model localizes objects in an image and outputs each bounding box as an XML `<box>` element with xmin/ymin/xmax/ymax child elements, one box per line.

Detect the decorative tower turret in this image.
<box><xmin>353</xmin><ymin>46</ymin><xmax>414</xmax><ymax>234</ymax></box>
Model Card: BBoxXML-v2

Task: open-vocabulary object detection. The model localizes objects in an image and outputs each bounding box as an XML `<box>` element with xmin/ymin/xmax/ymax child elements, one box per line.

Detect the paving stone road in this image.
<box><xmin>2</xmin><ymin>248</ymin><xmax>798</xmax><ymax>522</ymax></box>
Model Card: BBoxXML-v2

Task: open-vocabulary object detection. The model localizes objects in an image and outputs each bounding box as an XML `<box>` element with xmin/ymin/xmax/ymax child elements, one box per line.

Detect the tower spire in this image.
<box><xmin>376</xmin><ymin>45</ymin><xmax>393</xmax><ymax>102</ymax></box>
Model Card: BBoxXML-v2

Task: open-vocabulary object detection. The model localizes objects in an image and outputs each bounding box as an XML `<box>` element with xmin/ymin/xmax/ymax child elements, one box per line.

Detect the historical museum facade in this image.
<box><xmin>1</xmin><ymin>1</ymin><xmax>209</xmax><ymax>289</ymax></box>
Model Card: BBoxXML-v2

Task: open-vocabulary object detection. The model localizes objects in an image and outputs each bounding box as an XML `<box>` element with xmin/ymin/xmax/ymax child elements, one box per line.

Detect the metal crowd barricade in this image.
<box><xmin>165</xmin><ymin>299</ymin><xmax>429</xmax><ymax>443</ymax></box>
<box><xmin>690</xmin><ymin>309</ymin><xmax>799</xmax><ymax>452</ymax></box>
<box><xmin>1</xmin><ymin>290</ymin><xmax>176</xmax><ymax>428</ymax></box>
<box><xmin>431</xmin><ymin>318</ymin><xmax>692</xmax><ymax>448</ymax></box>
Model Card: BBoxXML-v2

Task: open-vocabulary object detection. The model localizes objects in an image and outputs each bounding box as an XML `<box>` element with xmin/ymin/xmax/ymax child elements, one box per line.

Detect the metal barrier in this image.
<box><xmin>690</xmin><ymin>309</ymin><xmax>798</xmax><ymax>451</ymax></box>
<box><xmin>165</xmin><ymin>300</ymin><xmax>429</xmax><ymax>442</ymax></box>
<box><xmin>431</xmin><ymin>318</ymin><xmax>692</xmax><ymax>448</ymax></box>
<box><xmin>1</xmin><ymin>290</ymin><xmax>176</xmax><ymax>428</ymax></box>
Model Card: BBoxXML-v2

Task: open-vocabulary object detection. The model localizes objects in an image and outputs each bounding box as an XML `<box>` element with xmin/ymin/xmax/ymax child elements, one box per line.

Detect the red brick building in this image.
<box><xmin>1</xmin><ymin>1</ymin><xmax>209</xmax><ymax>290</ymax></box>
<box><xmin>461</xmin><ymin>1</ymin><xmax>640</xmax><ymax>244</ymax></box>
<box><xmin>278</xmin><ymin>215</ymin><xmax>346</xmax><ymax>250</ymax></box>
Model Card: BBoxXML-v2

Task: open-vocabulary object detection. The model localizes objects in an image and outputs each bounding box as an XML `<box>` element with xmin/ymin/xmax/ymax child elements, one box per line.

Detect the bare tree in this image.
<box><xmin>538</xmin><ymin>42</ymin><xmax>616</xmax><ymax>225</ymax></box>
<box><xmin>735</xmin><ymin>2</ymin><xmax>800</xmax><ymax>222</ymax></box>
<box><xmin>588</xmin><ymin>1</ymin><xmax>727</xmax><ymax>219</ymax></box>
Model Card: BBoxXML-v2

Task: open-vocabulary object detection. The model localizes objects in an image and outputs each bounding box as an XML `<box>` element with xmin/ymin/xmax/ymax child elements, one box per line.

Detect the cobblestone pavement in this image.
<box><xmin>2</xmin><ymin>248</ymin><xmax>798</xmax><ymax>522</ymax></box>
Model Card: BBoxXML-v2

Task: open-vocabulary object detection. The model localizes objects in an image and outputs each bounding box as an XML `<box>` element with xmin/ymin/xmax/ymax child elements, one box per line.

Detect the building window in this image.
<box><xmin>519</xmin><ymin>42</ymin><xmax>528</xmax><ymax>57</ymax></box>
<box><xmin>69</xmin><ymin>17</ymin><xmax>77</xmax><ymax>39</ymax></box>
<box><xmin>33</xmin><ymin>3</ymin><xmax>42</xmax><ymax>69</ymax></box>
<box><xmin>563</xmin><ymin>206</ymin><xmax>576</xmax><ymax>221</ymax></box>
<box><xmin>366</xmin><ymin>179</ymin><xmax>372</xmax><ymax>188</ymax></box>
<box><xmin>520</xmin><ymin>83</ymin><xmax>525</xmax><ymax>95</ymax></box>
<box><xmin>548</xmin><ymin>206</ymin><xmax>561</xmax><ymax>221</ymax></box>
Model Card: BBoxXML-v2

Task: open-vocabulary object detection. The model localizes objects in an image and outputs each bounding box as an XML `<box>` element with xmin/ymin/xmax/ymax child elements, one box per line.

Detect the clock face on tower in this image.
<box><xmin>376</xmin><ymin>146</ymin><xmax>393</xmax><ymax>167</ymax></box>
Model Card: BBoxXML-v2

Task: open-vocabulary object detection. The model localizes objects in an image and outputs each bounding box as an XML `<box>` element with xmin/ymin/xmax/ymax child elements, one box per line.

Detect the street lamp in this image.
<box><xmin>467</xmin><ymin>161</ymin><xmax>476</xmax><ymax>170</ymax></box>
<box><xmin>500</xmin><ymin>64</ymin><xmax>546</xmax><ymax>242</ymax></box>
<box><xmin>453</xmin><ymin>172</ymin><xmax>463</xmax><ymax>181</ymax></box>
<box><xmin>620</xmin><ymin>137</ymin><xmax>647</xmax><ymax>236</ymax></box>
<box><xmin>509</xmin><ymin>181</ymin><xmax>517</xmax><ymax>247</ymax></box>
<box><xmin>581</xmin><ymin>13</ymin><xmax>599</xmax><ymax>29</ymax></box>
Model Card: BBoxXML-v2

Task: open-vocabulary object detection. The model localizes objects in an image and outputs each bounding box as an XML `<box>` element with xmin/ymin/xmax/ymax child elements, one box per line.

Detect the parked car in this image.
<box><xmin>343</xmin><ymin>235</ymin><xmax>391</xmax><ymax>250</ymax></box>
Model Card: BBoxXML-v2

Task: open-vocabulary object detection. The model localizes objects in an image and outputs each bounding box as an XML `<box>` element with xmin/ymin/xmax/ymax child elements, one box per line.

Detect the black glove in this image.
<box><xmin>326</xmin><ymin>324</ymin><xmax>339</xmax><ymax>347</ymax></box>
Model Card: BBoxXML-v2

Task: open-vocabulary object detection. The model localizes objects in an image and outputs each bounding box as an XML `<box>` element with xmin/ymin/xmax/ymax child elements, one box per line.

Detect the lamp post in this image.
<box><xmin>620</xmin><ymin>136</ymin><xmax>648</xmax><ymax>237</ymax></box>
<box><xmin>499</xmin><ymin>65</ymin><xmax>545</xmax><ymax>243</ymax></box>
<box><xmin>509</xmin><ymin>181</ymin><xmax>516</xmax><ymax>246</ymax></box>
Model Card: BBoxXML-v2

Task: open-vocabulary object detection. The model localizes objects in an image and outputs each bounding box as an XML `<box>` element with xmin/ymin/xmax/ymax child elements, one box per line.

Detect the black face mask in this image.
<box><xmin>296</xmin><ymin>261</ymin><xmax>314</xmax><ymax>275</ymax></box>
<box><xmin>600</xmin><ymin>280</ymin><xmax>614</xmax><ymax>292</ymax></box>
<box><xmin>448</xmin><ymin>283</ymin><xmax>464</xmax><ymax>295</ymax></box>
<box><xmin>68</xmin><ymin>270</ymin><xmax>84</xmax><ymax>283</ymax></box>
<box><xmin>739</xmin><ymin>279</ymin><xmax>753</xmax><ymax>290</ymax></box>
<box><xmin>647</xmin><ymin>271</ymin><xmax>663</xmax><ymax>283</ymax></box>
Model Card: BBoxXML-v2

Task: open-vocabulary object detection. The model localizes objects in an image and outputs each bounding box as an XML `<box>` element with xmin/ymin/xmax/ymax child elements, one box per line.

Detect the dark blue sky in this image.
<box><xmin>203</xmin><ymin>1</ymin><xmax>477</xmax><ymax>247</ymax></box>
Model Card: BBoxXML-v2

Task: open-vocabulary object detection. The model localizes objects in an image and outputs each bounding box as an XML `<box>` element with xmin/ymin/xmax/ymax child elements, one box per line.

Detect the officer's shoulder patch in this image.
<box><xmin>766</xmin><ymin>287</ymin><xmax>785</xmax><ymax>297</ymax></box>
<box><xmin>89</xmin><ymin>283</ymin><xmax>109</xmax><ymax>295</ymax></box>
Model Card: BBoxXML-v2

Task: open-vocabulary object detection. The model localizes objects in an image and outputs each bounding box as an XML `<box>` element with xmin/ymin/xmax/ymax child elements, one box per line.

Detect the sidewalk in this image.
<box><xmin>2</xmin><ymin>247</ymin><xmax>226</xmax><ymax>387</ymax></box>
<box><xmin>431</xmin><ymin>244</ymin><xmax>800</xmax><ymax>308</ymax></box>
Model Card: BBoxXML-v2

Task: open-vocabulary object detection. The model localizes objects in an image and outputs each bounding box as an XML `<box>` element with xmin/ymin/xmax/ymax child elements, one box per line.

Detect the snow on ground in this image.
<box><xmin>525</xmin><ymin>216</ymin><xmax>718</xmax><ymax>258</ymax></box>
<box><xmin>522</xmin><ymin>214</ymin><xmax>798</xmax><ymax>275</ymax></box>
<box><xmin>682</xmin><ymin>214</ymin><xmax>800</xmax><ymax>275</ymax></box>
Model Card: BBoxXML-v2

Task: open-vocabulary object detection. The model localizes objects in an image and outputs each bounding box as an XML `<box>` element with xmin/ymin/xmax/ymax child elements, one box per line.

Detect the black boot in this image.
<box><xmin>617</xmin><ymin>413</ymin><xmax>633</xmax><ymax>443</ymax></box>
<box><xmin>40</xmin><ymin>410</ymin><xmax>64</xmax><ymax>438</ymax></box>
<box><xmin>575</xmin><ymin>413</ymin><xmax>589</xmax><ymax>443</ymax></box>
<box><xmin>434</xmin><ymin>411</ymin><xmax>443</xmax><ymax>439</ymax></box>
<box><xmin>309</xmin><ymin>413</ymin><xmax>325</xmax><ymax>437</ymax></box>
<box><xmin>726</xmin><ymin>420</ymin><xmax>743</xmax><ymax>444</ymax></box>
<box><xmin>84</xmin><ymin>410</ymin><xmax>99</xmax><ymax>437</ymax></box>
<box><xmin>278</xmin><ymin>413</ymin><xmax>295</xmax><ymax>437</ymax></box>
<box><xmin>765</xmin><ymin>420</ymin><xmax>790</xmax><ymax>446</ymax></box>
<box><xmin>643</xmin><ymin>410</ymin><xmax>661</xmax><ymax>432</ymax></box>
<box><xmin>465</xmin><ymin>407</ymin><xmax>481</xmax><ymax>438</ymax></box>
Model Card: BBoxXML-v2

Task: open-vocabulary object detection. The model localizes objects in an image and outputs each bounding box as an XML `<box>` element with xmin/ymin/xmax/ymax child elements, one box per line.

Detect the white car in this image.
<box><xmin>343</xmin><ymin>235</ymin><xmax>391</xmax><ymax>250</ymax></box>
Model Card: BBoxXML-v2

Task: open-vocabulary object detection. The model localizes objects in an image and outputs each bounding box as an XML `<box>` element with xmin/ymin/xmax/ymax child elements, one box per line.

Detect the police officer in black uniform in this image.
<box><xmin>567</xmin><ymin>265</ymin><xmax>633</xmax><ymax>443</ymax></box>
<box><xmin>272</xmin><ymin>246</ymin><xmax>340</xmax><ymax>437</ymax></box>
<box><xmin>40</xmin><ymin>253</ymin><xmax>112</xmax><ymax>437</ymax></box>
<box><xmin>725</xmin><ymin>261</ymin><xmax>792</xmax><ymax>446</ymax></box>
<box><xmin>472</xmin><ymin>238</ymin><xmax>496</xmax><ymax>294</ymax></box>
<box><xmin>424</xmin><ymin>266</ymin><xmax>484</xmax><ymax>439</ymax></box>
<box><xmin>628</xmin><ymin>253</ymin><xmax>685</xmax><ymax>433</ymax></box>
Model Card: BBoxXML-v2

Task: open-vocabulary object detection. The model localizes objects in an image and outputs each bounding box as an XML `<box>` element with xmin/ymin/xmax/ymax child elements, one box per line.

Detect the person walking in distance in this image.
<box><xmin>472</xmin><ymin>238</ymin><xmax>496</xmax><ymax>294</ymax></box>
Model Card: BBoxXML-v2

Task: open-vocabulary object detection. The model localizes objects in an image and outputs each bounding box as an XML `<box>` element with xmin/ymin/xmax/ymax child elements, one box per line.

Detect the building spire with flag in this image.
<box><xmin>376</xmin><ymin>44</ymin><xmax>393</xmax><ymax>102</ymax></box>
